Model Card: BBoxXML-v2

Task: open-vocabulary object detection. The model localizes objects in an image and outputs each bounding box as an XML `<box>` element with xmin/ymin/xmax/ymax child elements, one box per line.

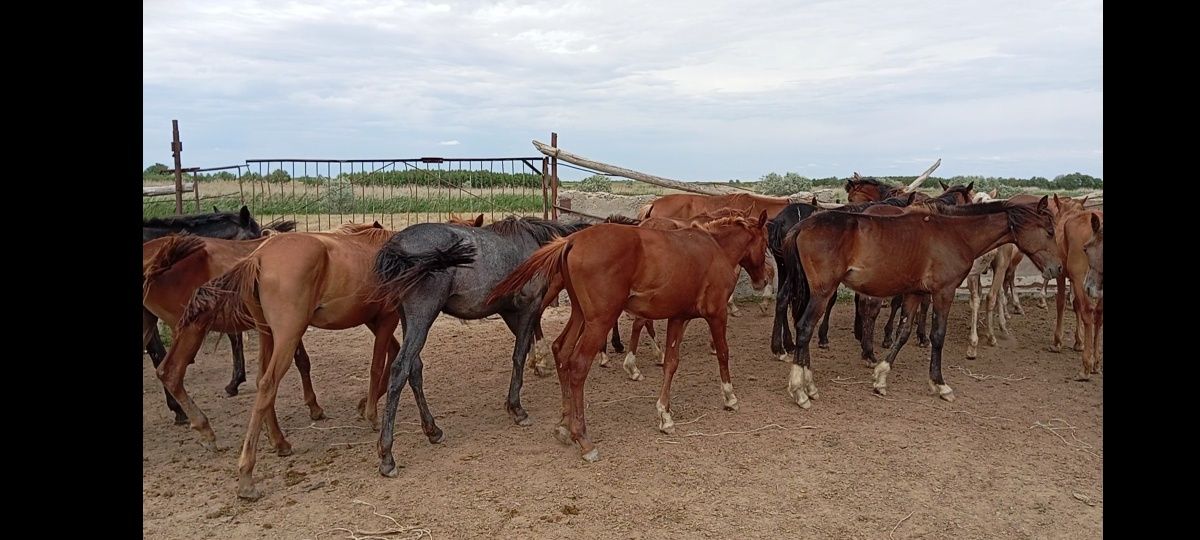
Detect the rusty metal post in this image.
<box><xmin>541</xmin><ymin>157</ymin><xmax>550</xmax><ymax>219</ymax></box>
<box><xmin>192</xmin><ymin>170</ymin><xmax>201</xmax><ymax>212</ymax></box>
<box><xmin>550</xmin><ymin>132</ymin><xmax>558</xmax><ymax>220</ymax></box>
<box><xmin>171</xmin><ymin>120</ymin><xmax>185</xmax><ymax>214</ymax></box>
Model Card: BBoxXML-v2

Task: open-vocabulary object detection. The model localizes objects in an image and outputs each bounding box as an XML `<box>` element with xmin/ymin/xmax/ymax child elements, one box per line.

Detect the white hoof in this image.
<box><xmin>553</xmin><ymin>425</ymin><xmax>572</xmax><ymax>445</ymax></box>
<box><xmin>778</xmin><ymin>353</ymin><xmax>790</xmax><ymax>363</ymax></box>
<box><xmin>622</xmin><ymin>352</ymin><xmax>643</xmax><ymax>381</ymax></box>
<box><xmin>787</xmin><ymin>364</ymin><xmax>813</xmax><ymax>409</ymax></box>
<box><xmin>597</xmin><ymin>352</ymin><xmax>609</xmax><ymax>367</ymax></box>
<box><xmin>928</xmin><ymin>380</ymin><xmax>955</xmax><ymax>402</ymax></box>
<box><xmin>581</xmin><ymin>448</ymin><xmax>600</xmax><ymax>463</ymax></box>
<box><xmin>721</xmin><ymin>382</ymin><xmax>739</xmax><ymax>411</ymax></box>
<box><xmin>872</xmin><ymin>361</ymin><xmax>891</xmax><ymax>395</ymax></box>
<box><xmin>656</xmin><ymin>400</ymin><xmax>675</xmax><ymax>434</ymax></box>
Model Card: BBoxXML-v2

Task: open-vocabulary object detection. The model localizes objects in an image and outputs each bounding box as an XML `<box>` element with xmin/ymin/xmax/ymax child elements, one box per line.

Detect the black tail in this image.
<box><xmin>373</xmin><ymin>238</ymin><xmax>477</xmax><ymax>307</ymax></box>
<box><xmin>782</xmin><ymin>227</ymin><xmax>809</xmax><ymax>325</ymax></box>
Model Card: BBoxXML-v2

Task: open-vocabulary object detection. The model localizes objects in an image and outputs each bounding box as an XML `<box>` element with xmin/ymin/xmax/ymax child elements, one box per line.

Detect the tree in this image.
<box><xmin>577</xmin><ymin>174</ymin><xmax>613</xmax><ymax>193</ymax></box>
<box><xmin>144</xmin><ymin>163</ymin><xmax>170</xmax><ymax>175</ymax></box>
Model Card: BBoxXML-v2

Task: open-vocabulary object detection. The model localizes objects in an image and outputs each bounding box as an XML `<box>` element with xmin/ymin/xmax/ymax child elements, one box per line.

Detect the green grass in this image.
<box><xmin>143</xmin><ymin>193</ymin><xmax>545</xmax><ymax>219</ymax></box>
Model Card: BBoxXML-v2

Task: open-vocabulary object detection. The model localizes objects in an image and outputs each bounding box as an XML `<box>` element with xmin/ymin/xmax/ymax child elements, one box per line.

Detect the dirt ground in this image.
<box><xmin>142</xmin><ymin>297</ymin><xmax>1102</xmax><ymax>539</ymax></box>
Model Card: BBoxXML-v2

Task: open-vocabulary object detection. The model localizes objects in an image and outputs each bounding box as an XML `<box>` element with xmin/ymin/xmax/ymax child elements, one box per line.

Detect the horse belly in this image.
<box><xmin>624</xmin><ymin>289</ymin><xmax>698</xmax><ymax>320</ymax></box>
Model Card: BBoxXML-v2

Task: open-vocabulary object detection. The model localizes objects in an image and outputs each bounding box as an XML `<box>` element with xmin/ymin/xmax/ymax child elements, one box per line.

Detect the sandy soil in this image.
<box><xmin>143</xmin><ymin>297</ymin><xmax>1102</xmax><ymax>539</ymax></box>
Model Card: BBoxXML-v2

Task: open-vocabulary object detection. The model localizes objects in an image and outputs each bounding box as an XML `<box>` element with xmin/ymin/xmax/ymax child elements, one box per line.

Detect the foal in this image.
<box><xmin>487</xmin><ymin>214</ymin><xmax>771</xmax><ymax>462</ymax></box>
<box><xmin>782</xmin><ymin>198</ymin><xmax>1062</xmax><ymax>408</ymax></box>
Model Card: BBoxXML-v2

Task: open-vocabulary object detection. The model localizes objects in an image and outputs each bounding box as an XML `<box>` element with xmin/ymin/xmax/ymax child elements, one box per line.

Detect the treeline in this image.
<box><xmin>142</xmin><ymin>164</ymin><xmax>542</xmax><ymax>189</ymax></box>
<box><xmin>745</xmin><ymin>171</ymin><xmax>1102</xmax><ymax>196</ymax></box>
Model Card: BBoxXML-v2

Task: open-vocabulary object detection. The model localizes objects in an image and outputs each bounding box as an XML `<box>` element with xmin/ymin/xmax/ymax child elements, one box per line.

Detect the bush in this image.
<box><xmin>758</xmin><ymin>172</ymin><xmax>812</xmax><ymax>196</ymax></box>
<box><xmin>577</xmin><ymin>174</ymin><xmax>613</xmax><ymax>193</ymax></box>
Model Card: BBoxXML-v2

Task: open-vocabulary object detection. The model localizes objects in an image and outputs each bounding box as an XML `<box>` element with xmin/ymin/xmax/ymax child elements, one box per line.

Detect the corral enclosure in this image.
<box><xmin>143</xmin><ymin>146</ymin><xmax>1102</xmax><ymax>539</ymax></box>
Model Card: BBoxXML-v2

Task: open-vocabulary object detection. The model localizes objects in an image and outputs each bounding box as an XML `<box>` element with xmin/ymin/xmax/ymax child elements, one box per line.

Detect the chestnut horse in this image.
<box><xmin>487</xmin><ymin>214</ymin><xmax>771</xmax><ymax>462</ymax></box>
<box><xmin>999</xmin><ymin>194</ymin><xmax>1081</xmax><ymax>314</ymax></box>
<box><xmin>1053</xmin><ymin>200</ymin><xmax>1104</xmax><ymax>379</ymax></box>
<box><xmin>1084</xmin><ymin>215</ymin><xmax>1103</xmax><ymax>300</ymax></box>
<box><xmin>782</xmin><ymin>198</ymin><xmax>1062</xmax><ymax>408</ymax></box>
<box><xmin>158</xmin><ymin>225</ymin><xmax>402</xmax><ymax>500</ymax></box>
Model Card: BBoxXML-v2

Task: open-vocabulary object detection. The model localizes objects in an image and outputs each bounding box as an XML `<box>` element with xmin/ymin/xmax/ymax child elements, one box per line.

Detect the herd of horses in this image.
<box><xmin>142</xmin><ymin>178</ymin><xmax>1103</xmax><ymax>500</ymax></box>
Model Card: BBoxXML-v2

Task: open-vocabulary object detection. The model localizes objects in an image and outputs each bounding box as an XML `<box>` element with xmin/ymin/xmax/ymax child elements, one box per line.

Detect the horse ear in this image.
<box><xmin>988</xmin><ymin>188</ymin><xmax>997</xmax><ymax>198</ymax></box>
<box><xmin>238</xmin><ymin>205</ymin><xmax>252</xmax><ymax>225</ymax></box>
<box><xmin>213</xmin><ymin>205</ymin><xmax>221</xmax><ymax>213</ymax></box>
<box><xmin>811</xmin><ymin>195</ymin><xmax>819</xmax><ymax>206</ymax></box>
<box><xmin>906</xmin><ymin>192</ymin><xmax>917</xmax><ymax>204</ymax></box>
<box><xmin>1052</xmin><ymin>193</ymin><xmax>1061</xmax><ymax>206</ymax></box>
<box><xmin>372</xmin><ymin>221</ymin><xmax>383</xmax><ymax>229</ymax></box>
<box><xmin>1037</xmin><ymin>195</ymin><xmax>1050</xmax><ymax>212</ymax></box>
<box><xmin>1090</xmin><ymin>213</ymin><xmax>1101</xmax><ymax>234</ymax></box>
<box><xmin>939</xmin><ymin>180</ymin><xmax>949</xmax><ymax>190</ymax></box>
<box><xmin>1080</xmin><ymin>195</ymin><xmax>1089</xmax><ymax>206</ymax></box>
<box><xmin>757</xmin><ymin>209</ymin><xmax>768</xmax><ymax>229</ymax></box>
<box><xmin>966</xmin><ymin>181</ymin><xmax>974</xmax><ymax>191</ymax></box>
<box><xmin>473</xmin><ymin>214</ymin><xmax>484</xmax><ymax>227</ymax></box>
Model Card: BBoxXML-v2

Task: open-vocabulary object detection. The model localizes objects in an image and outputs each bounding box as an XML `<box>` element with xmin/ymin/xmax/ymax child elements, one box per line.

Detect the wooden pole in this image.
<box><xmin>541</xmin><ymin>156</ymin><xmax>550</xmax><ymax>219</ymax></box>
<box><xmin>550</xmin><ymin>133</ymin><xmax>559</xmax><ymax>220</ymax></box>
<box><xmin>532</xmin><ymin>139</ymin><xmax>726</xmax><ymax>196</ymax></box>
<box><xmin>171</xmin><ymin>120</ymin><xmax>185</xmax><ymax>214</ymax></box>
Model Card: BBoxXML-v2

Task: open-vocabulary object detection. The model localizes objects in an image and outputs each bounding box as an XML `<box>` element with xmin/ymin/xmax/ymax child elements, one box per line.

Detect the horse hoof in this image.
<box><xmin>200</xmin><ymin>439</ymin><xmax>218</xmax><ymax>453</ymax></box>
<box><xmin>275</xmin><ymin>444</ymin><xmax>293</xmax><ymax>457</ymax></box>
<box><xmin>917</xmin><ymin>341</ymin><xmax>929</xmax><ymax>348</ymax></box>
<box><xmin>225</xmin><ymin>385</ymin><xmax>240</xmax><ymax>397</ymax></box>
<box><xmin>794</xmin><ymin>394</ymin><xmax>812</xmax><ymax>409</ymax></box>
<box><xmin>534</xmin><ymin>367</ymin><xmax>553</xmax><ymax>378</ymax></box>
<box><xmin>658</xmin><ymin>423</ymin><xmax>675</xmax><ymax>435</ymax></box>
<box><xmin>881</xmin><ymin>340</ymin><xmax>892</xmax><ymax>349</ymax></box>
<box><xmin>173</xmin><ymin>414</ymin><xmax>189</xmax><ymax>426</ymax></box>
<box><xmin>873</xmin><ymin>387</ymin><xmax>887</xmax><ymax>396</ymax></box>
<box><xmin>1075</xmin><ymin>373</ymin><xmax>1091</xmax><ymax>382</ymax></box>
<box><xmin>966</xmin><ymin>352</ymin><xmax>977</xmax><ymax>360</ymax></box>
<box><xmin>237</xmin><ymin>485</ymin><xmax>264</xmax><ymax>501</ymax></box>
<box><xmin>724</xmin><ymin>402</ymin><xmax>739</xmax><ymax>412</ymax></box>
<box><xmin>939</xmin><ymin>391</ymin><xmax>955</xmax><ymax>402</ymax></box>
<box><xmin>516</xmin><ymin>415</ymin><xmax>534</xmax><ymax>427</ymax></box>
<box><xmin>987</xmin><ymin>337</ymin><xmax>998</xmax><ymax>347</ymax></box>
<box><xmin>581</xmin><ymin>448</ymin><xmax>600</xmax><ymax>463</ymax></box>
<box><xmin>1049</xmin><ymin>345</ymin><xmax>1062</xmax><ymax>353</ymax></box>
<box><xmin>777</xmin><ymin>353</ymin><xmax>789</xmax><ymax>362</ymax></box>
<box><xmin>818</xmin><ymin>342</ymin><xmax>830</xmax><ymax>349</ymax></box>
<box><xmin>310</xmin><ymin>408</ymin><xmax>327</xmax><ymax>421</ymax></box>
<box><xmin>356</xmin><ymin>398</ymin><xmax>368</xmax><ymax>417</ymax></box>
<box><xmin>379</xmin><ymin>462</ymin><xmax>401</xmax><ymax>478</ymax></box>
<box><xmin>553</xmin><ymin>426</ymin><xmax>572</xmax><ymax>445</ymax></box>
<box><xmin>428</xmin><ymin>430</ymin><xmax>447</xmax><ymax>444</ymax></box>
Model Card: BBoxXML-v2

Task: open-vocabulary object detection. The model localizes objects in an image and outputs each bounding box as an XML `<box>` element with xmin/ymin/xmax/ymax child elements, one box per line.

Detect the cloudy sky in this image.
<box><xmin>143</xmin><ymin>0</ymin><xmax>1102</xmax><ymax>180</ymax></box>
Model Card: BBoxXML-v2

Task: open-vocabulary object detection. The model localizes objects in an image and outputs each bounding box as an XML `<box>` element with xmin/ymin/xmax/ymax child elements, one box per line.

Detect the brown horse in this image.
<box><xmin>1000</xmin><ymin>195</ymin><xmax>1082</xmax><ymax>313</ymax></box>
<box><xmin>487</xmin><ymin>213</ymin><xmax>771</xmax><ymax>462</ymax></box>
<box><xmin>638</xmin><ymin>192</ymin><xmax>791</xmax><ymax>221</ymax></box>
<box><xmin>142</xmin><ymin>234</ymin><xmax>325</xmax><ymax>424</ymax></box>
<box><xmin>1084</xmin><ymin>214</ymin><xmax>1103</xmax><ymax>300</ymax></box>
<box><xmin>448</xmin><ymin>213</ymin><xmax>485</xmax><ymax>227</ymax></box>
<box><xmin>157</xmin><ymin>225</ymin><xmax>405</xmax><ymax>500</ymax></box>
<box><xmin>782</xmin><ymin>198</ymin><xmax>1062</xmax><ymax>408</ymax></box>
<box><xmin>1052</xmin><ymin>200</ymin><xmax>1103</xmax><ymax>379</ymax></box>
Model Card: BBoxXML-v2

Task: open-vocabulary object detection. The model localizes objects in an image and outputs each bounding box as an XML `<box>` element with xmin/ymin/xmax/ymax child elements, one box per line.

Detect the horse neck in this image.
<box><xmin>949</xmin><ymin>212</ymin><xmax>1013</xmax><ymax>257</ymax></box>
<box><xmin>707</xmin><ymin>226</ymin><xmax>755</xmax><ymax>266</ymax></box>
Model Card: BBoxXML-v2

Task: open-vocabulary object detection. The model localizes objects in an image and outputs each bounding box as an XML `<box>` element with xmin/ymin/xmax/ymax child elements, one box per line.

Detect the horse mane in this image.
<box><xmin>143</xmin><ymin>234</ymin><xmax>207</xmax><ymax>283</ymax></box>
<box><xmin>844</xmin><ymin>176</ymin><xmax>905</xmax><ymax>198</ymax></box>
<box><xmin>924</xmin><ymin>185</ymin><xmax>974</xmax><ymax>206</ymax></box>
<box><xmin>332</xmin><ymin>221</ymin><xmax>384</xmax><ymax>234</ymax></box>
<box><xmin>837</xmin><ymin>193</ymin><xmax>914</xmax><ymax>213</ymax></box>
<box><xmin>604</xmin><ymin>214</ymin><xmax>641</xmax><ymax>226</ymax></box>
<box><xmin>699</xmin><ymin>215</ymin><xmax>756</xmax><ymax>231</ymax></box>
<box><xmin>486</xmin><ymin>216</ymin><xmax>592</xmax><ymax>245</ymax></box>
<box><xmin>931</xmin><ymin>199</ymin><xmax>1049</xmax><ymax>230</ymax></box>
<box><xmin>263</xmin><ymin>219</ymin><xmax>298</xmax><ymax>233</ymax></box>
<box><xmin>143</xmin><ymin>212</ymin><xmax>240</xmax><ymax>228</ymax></box>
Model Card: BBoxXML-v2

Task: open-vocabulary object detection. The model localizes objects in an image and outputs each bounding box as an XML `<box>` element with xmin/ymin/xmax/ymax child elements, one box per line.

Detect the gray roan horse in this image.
<box><xmin>371</xmin><ymin>217</ymin><xmax>590</xmax><ymax>478</ymax></box>
<box><xmin>141</xmin><ymin>205</ymin><xmax>281</xmax><ymax>423</ymax></box>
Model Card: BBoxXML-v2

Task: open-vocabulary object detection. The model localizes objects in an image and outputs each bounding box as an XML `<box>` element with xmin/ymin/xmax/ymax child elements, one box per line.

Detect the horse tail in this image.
<box><xmin>143</xmin><ymin>234</ymin><xmax>207</xmax><ymax>303</ymax></box>
<box><xmin>178</xmin><ymin>255</ymin><xmax>261</xmax><ymax>331</ymax></box>
<box><xmin>487</xmin><ymin>236</ymin><xmax>572</xmax><ymax>307</ymax></box>
<box><xmin>782</xmin><ymin>226</ymin><xmax>809</xmax><ymax>326</ymax></box>
<box><xmin>373</xmin><ymin>238</ymin><xmax>477</xmax><ymax>308</ymax></box>
<box><xmin>637</xmin><ymin>202</ymin><xmax>655</xmax><ymax>220</ymax></box>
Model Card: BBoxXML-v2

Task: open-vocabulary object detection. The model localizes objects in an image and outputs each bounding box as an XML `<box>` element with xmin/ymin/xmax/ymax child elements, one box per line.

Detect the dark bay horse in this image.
<box><xmin>486</xmin><ymin>214</ymin><xmax>771</xmax><ymax>462</ymax></box>
<box><xmin>782</xmin><ymin>198</ymin><xmax>1062</xmax><ymax>408</ymax></box>
<box><xmin>372</xmin><ymin>217</ymin><xmax>591</xmax><ymax>478</ymax></box>
<box><xmin>158</xmin><ymin>226</ymin><xmax>401</xmax><ymax>500</ymax></box>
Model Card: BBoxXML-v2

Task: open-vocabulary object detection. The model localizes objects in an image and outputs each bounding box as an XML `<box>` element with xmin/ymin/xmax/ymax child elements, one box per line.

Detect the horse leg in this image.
<box><xmin>967</xmin><ymin>275</ymin><xmax>982</xmax><ymax>359</ymax></box>
<box><xmin>655</xmin><ymin>319</ymin><xmax>688</xmax><ymax>434</ymax></box>
<box><xmin>855</xmin><ymin>294</ymin><xmax>883</xmax><ymax>367</ymax></box>
<box><xmin>644</xmin><ymin>320</ymin><xmax>663</xmax><ymax>365</ymax></box>
<box><xmin>378</xmin><ymin>299</ymin><xmax>441</xmax><ymax>478</ymax></box>
<box><xmin>1070</xmin><ymin>286</ymin><xmax>1086</xmax><ymax>352</ymax></box>
<box><xmin>293</xmin><ymin>340</ymin><xmax>325</xmax><ymax>420</ymax></box>
<box><xmin>1052</xmin><ymin>274</ymin><xmax>1067</xmax><ymax>351</ymax></box>
<box><xmin>620</xmin><ymin>318</ymin><xmax>645</xmax><ymax>379</ymax></box>
<box><xmin>1037</xmin><ymin>276</ymin><xmax>1049</xmax><ymax>310</ymax></box>
<box><xmin>1092</xmin><ymin>298</ymin><xmax>1103</xmax><ymax>373</ymax></box>
<box><xmin>236</xmin><ymin>322</ymin><xmax>303</xmax><ymax>501</ymax></box>
<box><xmin>362</xmin><ymin>315</ymin><xmax>401</xmax><ymax>429</ymax></box>
<box><xmin>852</xmin><ymin>293</ymin><xmax>864</xmax><ymax>342</ymax></box>
<box><xmin>500</xmin><ymin>309</ymin><xmax>538</xmax><ymax>425</ymax></box>
<box><xmin>156</xmin><ymin>322</ymin><xmax>217</xmax><ymax>449</ymax></box>
<box><xmin>706</xmin><ymin>314</ymin><xmax>739</xmax><ymax>412</ymax></box>
<box><xmin>915</xmin><ymin>296</ymin><xmax>931</xmax><ymax>347</ymax></box>
<box><xmin>531</xmin><ymin>322</ymin><xmax>554</xmax><ymax>377</ymax></box>
<box><xmin>872</xmin><ymin>295</ymin><xmax>923</xmax><ymax>396</ymax></box>
<box><xmin>817</xmin><ymin>293</ymin><xmax>836</xmax><ymax>349</ymax></box>
<box><xmin>1070</xmin><ymin>279</ymin><xmax>1096</xmax><ymax>380</ymax></box>
<box><xmin>567</xmin><ymin>316</ymin><xmax>618</xmax><ymax>462</ymax></box>
<box><xmin>552</xmin><ymin>306</ymin><xmax>584</xmax><ymax>446</ymax></box>
<box><xmin>789</xmin><ymin>289</ymin><xmax>835</xmax><ymax>409</ymax></box>
<box><xmin>406</xmin><ymin>352</ymin><xmax>445</xmax><ymax>444</ymax></box>
<box><xmin>927</xmin><ymin>289</ymin><xmax>956</xmax><ymax>402</ymax></box>
<box><xmin>144</xmin><ymin>310</ymin><xmax>187</xmax><ymax>425</ymax></box>
<box><xmin>882</xmin><ymin>295</ymin><xmax>901</xmax><ymax>349</ymax></box>
<box><xmin>224</xmin><ymin>332</ymin><xmax>247</xmax><ymax>397</ymax></box>
<box><xmin>727</xmin><ymin>290</ymin><xmax>740</xmax><ymax>317</ymax></box>
<box><xmin>771</xmin><ymin>270</ymin><xmax>791</xmax><ymax>359</ymax></box>
<box><xmin>610</xmin><ymin>318</ymin><xmax>625</xmax><ymax>354</ymax></box>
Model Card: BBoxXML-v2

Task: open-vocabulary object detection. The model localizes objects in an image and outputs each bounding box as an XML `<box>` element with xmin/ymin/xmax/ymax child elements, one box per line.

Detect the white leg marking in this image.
<box><xmin>721</xmin><ymin>382</ymin><xmax>739</xmax><ymax>411</ymax></box>
<box><xmin>788</xmin><ymin>364</ymin><xmax>812</xmax><ymax>409</ymax></box>
<box><xmin>656</xmin><ymin>399</ymin><xmax>675</xmax><ymax>434</ymax></box>
<box><xmin>622</xmin><ymin>352</ymin><xmax>643</xmax><ymax>381</ymax></box>
<box><xmin>873</xmin><ymin>361</ymin><xmax>891</xmax><ymax>395</ymax></box>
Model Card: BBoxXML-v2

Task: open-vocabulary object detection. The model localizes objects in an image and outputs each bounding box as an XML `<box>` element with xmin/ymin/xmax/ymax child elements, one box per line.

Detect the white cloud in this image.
<box><xmin>144</xmin><ymin>0</ymin><xmax>1102</xmax><ymax>178</ymax></box>
<box><xmin>439</xmin><ymin>140</ymin><xmax>460</xmax><ymax>146</ymax></box>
